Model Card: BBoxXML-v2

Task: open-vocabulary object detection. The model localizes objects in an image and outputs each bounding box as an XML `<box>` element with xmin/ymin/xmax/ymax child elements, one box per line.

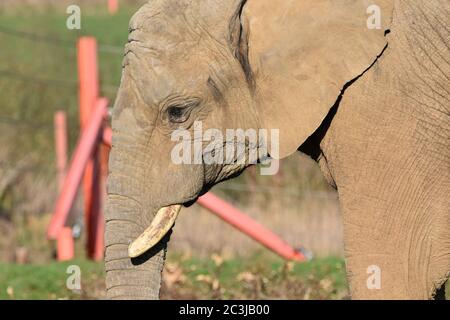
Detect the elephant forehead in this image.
<box><xmin>128</xmin><ymin>0</ymin><xmax>208</xmax><ymax>52</ymax></box>
<box><xmin>128</xmin><ymin>17</ymin><xmax>187</xmax><ymax>52</ymax></box>
<box><xmin>130</xmin><ymin>0</ymin><xmax>190</xmax><ymax>26</ymax></box>
<box><xmin>124</xmin><ymin>6</ymin><xmax>215</xmax><ymax>96</ymax></box>
<box><xmin>128</xmin><ymin>0</ymin><xmax>234</xmax><ymax>56</ymax></box>
<box><xmin>123</xmin><ymin>50</ymin><xmax>210</xmax><ymax>107</ymax></box>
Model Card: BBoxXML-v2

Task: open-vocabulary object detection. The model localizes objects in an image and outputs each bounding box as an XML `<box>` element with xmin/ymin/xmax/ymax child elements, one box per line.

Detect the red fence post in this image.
<box><xmin>57</xmin><ymin>227</ymin><xmax>75</xmax><ymax>261</ymax></box>
<box><xmin>47</xmin><ymin>98</ymin><xmax>109</xmax><ymax>240</ymax></box>
<box><xmin>88</xmin><ymin>144</ymin><xmax>105</xmax><ymax>261</ymax></box>
<box><xmin>102</xmin><ymin>127</ymin><xmax>112</xmax><ymax>147</ymax></box>
<box><xmin>77</xmin><ymin>37</ymin><xmax>99</xmax><ymax>130</ymax></box>
<box><xmin>54</xmin><ymin>111</ymin><xmax>73</xmax><ymax>260</ymax></box>
<box><xmin>95</xmin><ymin>126</ymin><xmax>110</xmax><ymax>260</ymax></box>
<box><xmin>77</xmin><ymin>37</ymin><xmax>104</xmax><ymax>260</ymax></box>
<box><xmin>54</xmin><ymin>111</ymin><xmax>68</xmax><ymax>192</ymax></box>
<box><xmin>197</xmin><ymin>193</ymin><xmax>307</xmax><ymax>261</ymax></box>
<box><xmin>108</xmin><ymin>0</ymin><xmax>119</xmax><ymax>15</ymax></box>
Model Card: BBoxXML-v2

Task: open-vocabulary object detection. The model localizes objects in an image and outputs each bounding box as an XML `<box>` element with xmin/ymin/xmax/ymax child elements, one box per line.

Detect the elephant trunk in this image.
<box><xmin>105</xmin><ymin>194</ymin><xmax>167</xmax><ymax>299</ymax></box>
<box><xmin>104</xmin><ymin>124</ymin><xmax>174</xmax><ymax>301</ymax></box>
<box><xmin>105</xmin><ymin>194</ymin><xmax>168</xmax><ymax>299</ymax></box>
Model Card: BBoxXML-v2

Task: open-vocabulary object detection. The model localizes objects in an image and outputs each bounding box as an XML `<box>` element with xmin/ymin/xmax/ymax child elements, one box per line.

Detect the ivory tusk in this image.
<box><xmin>128</xmin><ymin>205</ymin><xmax>181</xmax><ymax>258</ymax></box>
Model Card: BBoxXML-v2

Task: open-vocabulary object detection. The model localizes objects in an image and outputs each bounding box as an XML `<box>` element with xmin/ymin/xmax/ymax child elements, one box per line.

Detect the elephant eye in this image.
<box><xmin>166</xmin><ymin>100</ymin><xmax>198</xmax><ymax>123</ymax></box>
<box><xmin>167</xmin><ymin>106</ymin><xmax>189</xmax><ymax>123</ymax></box>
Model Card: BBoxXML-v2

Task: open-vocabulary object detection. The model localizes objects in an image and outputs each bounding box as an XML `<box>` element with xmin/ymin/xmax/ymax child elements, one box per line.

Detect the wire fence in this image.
<box><xmin>0</xmin><ymin>68</ymin><xmax>118</xmax><ymax>93</ymax></box>
<box><xmin>0</xmin><ymin>115</ymin><xmax>56</xmax><ymax>130</ymax></box>
<box><xmin>214</xmin><ymin>183</ymin><xmax>336</xmax><ymax>199</ymax></box>
<box><xmin>0</xmin><ymin>24</ymin><xmax>120</xmax><ymax>93</ymax></box>
<box><xmin>0</xmin><ymin>68</ymin><xmax>79</xmax><ymax>89</ymax></box>
<box><xmin>0</xmin><ymin>24</ymin><xmax>124</xmax><ymax>54</ymax></box>
<box><xmin>0</xmin><ymin>155</ymin><xmax>336</xmax><ymax>199</ymax></box>
<box><xmin>0</xmin><ymin>23</ymin><xmax>116</xmax><ymax>167</ymax></box>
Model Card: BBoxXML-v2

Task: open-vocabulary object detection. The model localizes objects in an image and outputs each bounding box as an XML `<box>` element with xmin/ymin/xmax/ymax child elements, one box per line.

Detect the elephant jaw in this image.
<box><xmin>128</xmin><ymin>205</ymin><xmax>181</xmax><ymax>258</ymax></box>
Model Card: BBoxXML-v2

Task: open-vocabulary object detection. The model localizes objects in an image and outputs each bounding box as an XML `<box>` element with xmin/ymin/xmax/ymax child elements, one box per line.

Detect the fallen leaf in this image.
<box><xmin>6</xmin><ymin>286</ymin><xmax>14</xmax><ymax>298</ymax></box>
<box><xmin>319</xmin><ymin>278</ymin><xmax>333</xmax><ymax>291</ymax></box>
<box><xmin>211</xmin><ymin>254</ymin><xmax>224</xmax><ymax>267</ymax></box>
<box><xmin>237</xmin><ymin>271</ymin><xmax>256</xmax><ymax>282</ymax></box>
<box><xmin>163</xmin><ymin>263</ymin><xmax>185</xmax><ymax>289</ymax></box>
<box><xmin>196</xmin><ymin>274</ymin><xmax>213</xmax><ymax>283</ymax></box>
<box><xmin>212</xmin><ymin>279</ymin><xmax>220</xmax><ymax>291</ymax></box>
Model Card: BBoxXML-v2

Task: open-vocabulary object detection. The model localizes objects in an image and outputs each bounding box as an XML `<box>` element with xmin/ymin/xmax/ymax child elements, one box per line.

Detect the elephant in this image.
<box><xmin>105</xmin><ymin>0</ymin><xmax>450</xmax><ymax>299</ymax></box>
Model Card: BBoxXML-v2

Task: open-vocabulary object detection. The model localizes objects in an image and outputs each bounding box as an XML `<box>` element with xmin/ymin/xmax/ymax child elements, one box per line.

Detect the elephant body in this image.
<box><xmin>312</xmin><ymin>3</ymin><xmax>450</xmax><ymax>298</ymax></box>
<box><xmin>106</xmin><ymin>0</ymin><xmax>450</xmax><ymax>299</ymax></box>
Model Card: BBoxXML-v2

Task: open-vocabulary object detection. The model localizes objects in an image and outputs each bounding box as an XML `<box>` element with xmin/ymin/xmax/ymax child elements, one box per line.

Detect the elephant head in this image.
<box><xmin>105</xmin><ymin>0</ymin><xmax>391</xmax><ymax>299</ymax></box>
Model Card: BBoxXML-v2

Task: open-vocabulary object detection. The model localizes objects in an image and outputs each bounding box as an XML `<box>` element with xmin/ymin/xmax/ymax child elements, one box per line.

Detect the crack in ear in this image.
<box><xmin>299</xmin><ymin>43</ymin><xmax>389</xmax><ymax>161</ymax></box>
<box><xmin>228</xmin><ymin>0</ymin><xmax>254</xmax><ymax>91</ymax></box>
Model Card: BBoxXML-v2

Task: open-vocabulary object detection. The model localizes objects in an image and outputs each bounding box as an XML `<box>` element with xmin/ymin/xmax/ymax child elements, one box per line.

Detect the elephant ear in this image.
<box><xmin>240</xmin><ymin>0</ymin><xmax>393</xmax><ymax>158</ymax></box>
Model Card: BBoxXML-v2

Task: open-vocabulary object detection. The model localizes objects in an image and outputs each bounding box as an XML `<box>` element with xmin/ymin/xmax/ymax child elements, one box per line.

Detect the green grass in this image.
<box><xmin>0</xmin><ymin>255</ymin><xmax>348</xmax><ymax>300</ymax></box>
<box><xmin>0</xmin><ymin>259</ymin><xmax>104</xmax><ymax>299</ymax></box>
<box><xmin>166</xmin><ymin>254</ymin><xmax>348</xmax><ymax>299</ymax></box>
<box><xmin>2</xmin><ymin>254</ymin><xmax>449</xmax><ymax>300</ymax></box>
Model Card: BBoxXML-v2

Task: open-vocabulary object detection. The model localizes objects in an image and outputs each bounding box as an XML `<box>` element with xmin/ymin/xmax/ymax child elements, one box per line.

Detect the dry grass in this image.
<box><xmin>0</xmin><ymin>255</ymin><xmax>348</xmax><ymax>300</ymax></box>
<box><xmin>160</xmin><ymin>254</ymin><xmax>348</xmax><ymax>300</ymax></box>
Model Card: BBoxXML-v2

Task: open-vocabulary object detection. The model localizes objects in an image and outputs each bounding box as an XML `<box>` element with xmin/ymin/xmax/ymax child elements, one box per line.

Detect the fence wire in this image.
<box><xmin>0</xmin><ymin>25</ymin><xmax>121</xmax><ymax>92</ymax></box>
<box><xmin>0</xmin><ymin>24</ymin><xmax>124</xmax><ymax>54</ymax></box>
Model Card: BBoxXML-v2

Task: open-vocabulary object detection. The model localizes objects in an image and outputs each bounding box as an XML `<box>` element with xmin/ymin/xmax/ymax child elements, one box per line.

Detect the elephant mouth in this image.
<box><xmin>128</xmin><ymin>204</ymin><xmax>182</xmax><ymax>258</ymax></box>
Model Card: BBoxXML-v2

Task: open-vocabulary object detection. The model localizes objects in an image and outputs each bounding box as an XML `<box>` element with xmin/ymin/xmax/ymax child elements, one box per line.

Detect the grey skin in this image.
<box><xmin>105</xmin><ymin>0</ymin><xmax>450</xmax><ymax>299</ymax></box>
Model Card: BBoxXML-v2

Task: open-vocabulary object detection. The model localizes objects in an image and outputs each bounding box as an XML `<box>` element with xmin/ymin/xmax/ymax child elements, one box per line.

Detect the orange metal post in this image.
<box><xmin>57</xmin><ymin>227</ymin><xmax>75</xmax><ymax>261</ymax></box>
<box><xmin>94</xmin><ymin>128</ymin><xmax>110</xmax><ymax>260</ymax></box>
<box><xmin>54</xmin><ymin>111</ymin><xmax>68</xmax><ymax>192</ymax></box>
<box><xmin>87</xmin><ymin>145</ymin><xmax>105</xmax><ymax>261</ymax></box>
<box><xmin>77</xmin><ymin>37</ymin><xmax>103</xmax><ymax>259</ymax></box>
<box><xmin>47</xmin><ymin>98</ymin><xmax>109</xmax><ymax>240</ymax></box>
<box><xmin>108</xmin><ymin>0</ymin><xmax>119</xmax><ymax>15</ymax></box>
<box><xmin>197</xmin><ymin>193</ymin><xmax>307</xmax><ymax>261</ymax></box>
<box><xmin>54</xmin><ymin>111</ymin><xmax>73</xmax><ymax>260</ymax></box>
<box><xmin>102</xmin><ymin>126</ymin><xmax>112</xmax><ymax>148</ymax></box>
<box><xmin>77</xmin><ymin>37</ymin><xmax>99</xmax><ymax>130</ymax></box>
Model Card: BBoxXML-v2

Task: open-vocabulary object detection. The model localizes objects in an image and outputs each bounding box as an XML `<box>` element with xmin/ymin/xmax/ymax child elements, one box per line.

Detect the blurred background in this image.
<box><xmin>0</xmin><ymin>0</ymin><xmax>347</xmax><ymax>299</ymax></box>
